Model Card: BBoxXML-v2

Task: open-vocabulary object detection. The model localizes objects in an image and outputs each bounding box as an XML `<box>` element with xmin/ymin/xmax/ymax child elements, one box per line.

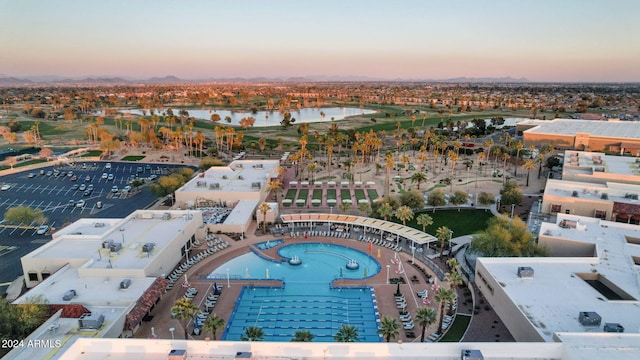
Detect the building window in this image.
<box><xmin>28</xmin><ymin>272</ymin><xmax>38</xmax><ymax>282</ymax></box>
<box><xmin>565</xmin><ymin>209</ymin><xmax>571</xmax><ymax>214</ymax></box>
<box><xmin>551</xmin><ymin>204</ymin><xmax>561</xmax><ymax>213</ymax></box>
<box><xmin>595</xmin><ymin>210</ymin><xmax>607</xmax><ymax>219</ymax></box>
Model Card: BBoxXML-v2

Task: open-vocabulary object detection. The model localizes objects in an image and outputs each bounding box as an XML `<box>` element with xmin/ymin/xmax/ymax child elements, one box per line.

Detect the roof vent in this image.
<box><xmin>120</xmin><ymin>279</ymin><xmax>131</xmax><ymax>289</ymax></box>
<box><xmin>579</xmin><ymin>311</ymin><xmax>601</xmax><ymax>327</ymax></box>
<box><xmin>461</xmin><ymin>349</ymin><xmax>484</xmax><ymax>360</ymax></box>
<box><xmin>235</xmin><ymin>352</ymin><xmax>252</xmax><ymax>360</ymax></box>
<box><xmin>517</xmin><ymin>266</ymin><xmax>534</xmax><ymax>278</ymax></box>
<box><xmin>601</xmin><ymin>193</ymin><xmax>608</xmax><ymax>200</ymax></box>
<box><xmin>572</xmin><ymin>191</ymin><xmax>579</xmax><ymax>197</ymax></box>
<box><xmin>168</xmin><ymin>349</ymin><xmax>187</xmax><ymax>360</ymax></box>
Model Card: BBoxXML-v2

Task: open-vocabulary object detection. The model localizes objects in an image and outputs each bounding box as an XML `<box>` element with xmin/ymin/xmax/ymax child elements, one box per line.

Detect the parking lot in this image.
<box><xmin>0</xmin><ymin>161</ymin><xmax>194</xmax><ymax>293</ymax></box>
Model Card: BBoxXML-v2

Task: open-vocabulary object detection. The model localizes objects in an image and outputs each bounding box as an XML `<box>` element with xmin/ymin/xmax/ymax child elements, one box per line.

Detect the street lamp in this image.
<box><xmin>386</xmin><ymin>265</ymin><xmax>391</xmax><ymax>284</ymax></box>
<box><xmin>511</xmin><ymin>203</ymin><xmax>516</xmax><ymax>219</ymax></box>
<box><xmin>169</xmin><ymin>327</ymin><xmax>175</xmax><ymax>340</ymax></box>
<box><xmin>226</xmin><ymin>268</ymin><xmax>230</xmax><ymax>288</ymax></box>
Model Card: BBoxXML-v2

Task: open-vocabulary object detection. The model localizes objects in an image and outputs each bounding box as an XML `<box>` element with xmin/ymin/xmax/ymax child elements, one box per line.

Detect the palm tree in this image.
<box><xmin>447</xmin><ymin>150</ymin><xmax>459</xmax><ymax>192</ymax></box>
<box><xmin>415</xmin><ymin>307</ymin><xmax>437</xmax><ymax>342</ymax></box>
<box><xmin>446</xmin><ymin>270</ymin><xmax>464</xmax><ymax>290</ymax></box>
<box><xmin>240</xmin><ymin>326</ymin><xmax>264</xmax><ymax>341</ymax></box>
<box><xmin>378</xmin><ymin>316</ymin><xmax>401</xmax><ymax>342</ymax></box>
<box><xmin>378</xmin><ymin>202</ymin><xmax>393</xmax><ymax>221</ymax></box>
<box><xmin>395</xmin><ymin>205</ymin><xmax>414</xmax><ymax>226</ymax></box>
<box><xmin>334</xmin><ymin>324</ymin><xmax>360</xmax><ymax>342</ymax></box>
<box><xmin>291</xmin><ymin>329</ymin><xmax>315</xmax><ymax>342</ymax></box>
<box><xmin>416</xmin><ymin>213</ymin><xmax>433</xmax><ymax>232</ymax></box>
<box><xmin>171</xmin><ymin>298</ymin><xmax>199</xmax><ymax>339</ymax></box>
<box><xmin>257</xmin><ymin>202</ymin><xmax>272</xmax><ymax>234</ymax></box>
<box><xmin>267</xmin><ymin>179</ymin><xmax>283</xmax><ymax>203</ymax></box>
<box><xmin>521</xmin><ymin>159</ymin><xmax>536</xmax><ymax>187</ymax></box>
<box><xmin>446</xmin><ymin>257</ymin><xmax>460</xmax><ymax>271</ymax></box>
<box><xmin>434</xmin><ymin>287</ymin><xmax>455</xmax><ymax>334</ymax></box>
<box><xmin>513</xmin><ymin>140</ymin><xmax>524</xmax><ymax>176</ymax></box>
<box><xmin>203</xmin><ymin>314</ymin><xmax>225</xmax><ymax>340</ymax></box>
<box><xmin>410</xmin><ymin>171</ymin><xmax>427</xmax><ymax>190</ymax></box>
<box><xmin>339</xmin><ymin>201</ymin><xmax>352</xmax><ymax>214</ymax></box>
<box><xmin>385</xmin><ymin>153</ymin><xmax>394</xmax><ymax>197</ymax></box>
<box><xmin>436</xmin><ymin>226</ymin><xmax>451</xmax><ymax>259</ymax></box>
<box><xmin>358</xmin><ymin>202</ymin><xmax>372</xmax><ymax>216</ymax></box>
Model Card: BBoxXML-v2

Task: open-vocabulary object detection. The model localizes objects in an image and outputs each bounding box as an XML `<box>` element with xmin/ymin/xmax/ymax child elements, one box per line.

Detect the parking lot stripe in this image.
<box><xmin>48</xmin><ymin>186</ymin><xmax>57</xmax><ymax>194</ymax></box>
<box><xmin>44</xmin><ymin>201</ymin><xmax>53</xmax><ymax>211</ymax></box>
<box><xmin>32</xmin><ymin>185</ymin><xmax>42</xmax><ymax>193</ymax></box>
<box><xmin>22</xmin><ymin>184</ymin><xmax>31</xmax><ymax>191</ymax></box>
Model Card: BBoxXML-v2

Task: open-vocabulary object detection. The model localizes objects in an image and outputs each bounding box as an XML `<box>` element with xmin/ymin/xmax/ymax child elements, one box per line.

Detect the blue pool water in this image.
<box><xmin>209</xmin><ymin>243</ymin><xmax>382</xmax><ymax>342</ymax></box>
<box><xmin>255</xmin><ymin>239</ymin><xmax>284</xmax><ymax>250</ymax></box>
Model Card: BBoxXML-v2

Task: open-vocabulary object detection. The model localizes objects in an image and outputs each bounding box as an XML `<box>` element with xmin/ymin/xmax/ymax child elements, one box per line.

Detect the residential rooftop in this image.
<box><xmin>543</xmin><ymin>179</ymin><xmax>640</xmax><ymax>205</ymax></box>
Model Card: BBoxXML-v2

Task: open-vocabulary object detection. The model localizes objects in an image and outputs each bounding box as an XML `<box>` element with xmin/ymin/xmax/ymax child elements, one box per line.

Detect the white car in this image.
<box><xmin>101</xmin><ymin>172</ymin><xmax>108</xmax><ymax>179</ymax></box>
<box><xmin>122</xmin><ymin>185</ymin><xmax>131</xmax><ymax>193</ymax></box>
<box><xmin>76</xmin><ymin>200</ymin><xmax>86</xmax><ymax>208</ymax></box>
<box><xmin>0</xmin><ymin>184</ymin><xmax>11</xmax><ymax>191</ymax></box>
<box><xmin>111</xmin><ymin>186</ymin><xmax>118</xmax><ymax>193</ymax></box>
<box><xmin>36</xmin><ymin>225</ymin><xmax>49</xmax><ymax>235</ymax></box>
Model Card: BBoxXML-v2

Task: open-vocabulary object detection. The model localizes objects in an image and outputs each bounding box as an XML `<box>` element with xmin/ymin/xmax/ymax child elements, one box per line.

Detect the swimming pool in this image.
<box><xmin>255</xmin><ymin>239</ymin><xmax>284</xmax><ymax>250</ymax></box>
<box><xmin>210</xmin><ymin>243</ymin><xmax>382</xmax><ymax>342</ymax></box>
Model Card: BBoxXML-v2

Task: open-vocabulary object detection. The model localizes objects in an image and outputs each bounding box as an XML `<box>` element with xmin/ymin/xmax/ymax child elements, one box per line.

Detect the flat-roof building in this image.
<box><xmin>561</xmin><ymin>150</ymin><xmax>640</xmax><ymax>186</ymax></box>
<box><xmin>9</xmin><ymin>209</ymin><xmax>203</xmax><ymax>359</ymax></box>
<box><xmin>541</xmin><ymin>179</ymin><xmax>640</xmax><ymax>224</ymax></box>
<box><xmin>518</xmin><ymin>118</ymin><xmax>640</xmax><ymax>154</ymax></box>
<box><xmin>476</xmin><ymin>214</ymin><xmax>640</xmax><ymax>342</ymax></box>
<box><xmin>174</xmin><ymin>160</ymin><xmax>280</xmax><ymax>233</ymax></box>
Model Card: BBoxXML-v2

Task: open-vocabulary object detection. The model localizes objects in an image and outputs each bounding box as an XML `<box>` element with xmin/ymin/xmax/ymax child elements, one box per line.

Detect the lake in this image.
<box><xmin>122</xmin><ymin>107</ymin><xmax>376</xmax><ymax>127</ymax></box>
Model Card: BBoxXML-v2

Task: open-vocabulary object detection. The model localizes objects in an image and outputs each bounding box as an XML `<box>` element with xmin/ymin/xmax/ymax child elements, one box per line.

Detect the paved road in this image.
<box><xmin>0</xmin><ymin>161</ymin><xmax>194</xmax><ymax>294</ymax></box>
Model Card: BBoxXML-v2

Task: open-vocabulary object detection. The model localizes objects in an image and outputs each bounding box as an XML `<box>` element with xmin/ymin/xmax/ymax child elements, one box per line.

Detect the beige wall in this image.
<box><xmin>22</xmin><ymin>258</ymin><xmax>91</xmax><ymax>289</ymax></box>
<box><xmin>523</xmin><ymin>132</ymin><xmax>575</xmax><ymax>149</ymax></box>
<box><xmin>475</xmin><ymin>260</ymin><xmax>546</xmax><ymax>342</ymax></box>
<box><xmin>541</xmin><ymin>194</ymin><xmax>613</xmax><ymax>220</ymax></box>
<box><xmin>175</xmin><ymin>188</ymin><xmax>268</xmax><ymax>209</ymax></box>
<box><xmin>537</xmin><ymin>236</ymin><xmax>596</xmax><ymax>257</ymax></box>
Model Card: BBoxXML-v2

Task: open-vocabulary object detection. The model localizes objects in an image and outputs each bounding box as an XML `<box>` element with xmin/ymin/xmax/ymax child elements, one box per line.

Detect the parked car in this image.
<box><xmin>70</xmin><ymin>184</ymin><xmax>79</xmax><ymax>191</ymax></box>
<box><xmin>83</xmin><ymin>189</ymin><xmax>92</xmax><ymax>196</ymax></box>
<box><xmin>76</xmin><ymin>200</ymin><xmax>85</xmax><ymax>208</ymax></box>
<box><xmin>107</xmin><ymin>174</ymin><xmax>114</xmax><ymax>181</ymax></box>
<box><xmin>105</xmin><ymin>163</ymin><xmax>112</xmax><ymax>170</ymax></box>
<box><xmin>101</xmin><ymin>172</ymin><xmax>108</xmax><ymax>179</ymax></box>
<box><xmin>122</xmin><ymin>185</ymin><xmax>131</xmax><ymax>193</ymax></box>
<box><xmin>70</xmin><ymin>176</ymin><xmax>78</xmax><ymax>182</ymax></box>
<box><xmin>85</xmin><ymin>175</ymin><xmax>92</xmax><ymax>182</ymax></box>
<box><xmin>27</xmin><ymin>172</ymin><xmax>36</xmax><ymax>178</ymax></box>
<box><xmin>1</xmin><ymin>184</ymin><xmax>11</xmax><ymax>191</ymax></box>
<box><xmin>68</xmin><ymin>200</ymin><xmax>75</xmax><ymax>207</ymax></box>
<box><xmin>79</xmin><ymin>184</ymin><xmax>86</xmax><ymax>191</ymax></box>
<box><xmin>111</xmin><ymin>186</ymin><xmax>118</xmax><ymax>193</ymax></box>
<box><xmin>96</xmin><ymin>201</ymin><xmax>103</xmax><ymax>209</ymax></box>
<box><xmin>36</xmin><ymin>225</ymin><xmax>49</xmax><ymax>235</ymax></box>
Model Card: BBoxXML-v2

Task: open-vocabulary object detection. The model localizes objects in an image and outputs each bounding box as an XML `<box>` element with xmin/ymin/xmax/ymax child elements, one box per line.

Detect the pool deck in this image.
<box><xmin>132</xmin><ymin>222</ymin><xmax>511</xmax><ymax>343</ymax></box>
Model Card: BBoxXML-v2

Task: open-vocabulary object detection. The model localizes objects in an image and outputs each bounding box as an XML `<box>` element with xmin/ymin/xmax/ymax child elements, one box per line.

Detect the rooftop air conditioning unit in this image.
<box><xmin>120</xmin><ymin>279</ymin><xmax>131</xmax><ymax>289</ymax></box>
<box><xmin>109</xmin><ymin>243</ymin><xmax>122</xmax><ymax>253</ymax></box>
<box><xmin>601</xmin><ymin>193</ymin><xmax>608</xmax><ymax>200</ymax></box>
<box><xmin>579</xmin><ymin>311</ymin><xmax>601</xmax><ymax>327</ymax></box>
<box><xmin>102</xmin><ymin>240</ymin><xmax>114</xmax><ymax>249</ymax></box>
<box><xmin>162</xmin><ymin>213</ymin><xmax>171</xmax><ymax>220</ymax></box>
<box><xmin>78</xmin><ymin>313</ymin><xmax>105</xmax><ymax>330</ymax></box>
<box><xmin>572</xmin><ymin>191</ymin><xmax>579</xmax><ymax>197</ymax></box>
<box><xmin>603</xmin><ymin>323</ymin><xmax>624</xmax><ymax>333</ymax></box>
<box><xmin>517</xmin><ymin>266</ymin><xmax>534</xmax><ymax>278</ymax></box>
<box><xmin>143</xmin><ymin>243</ymin><xmax>155</xmax><ymax>253</ymax></box>
<box><xmin>461</xmin><ymin>349</ymin><xmax>484</xmax><ymax>360</ymax></box>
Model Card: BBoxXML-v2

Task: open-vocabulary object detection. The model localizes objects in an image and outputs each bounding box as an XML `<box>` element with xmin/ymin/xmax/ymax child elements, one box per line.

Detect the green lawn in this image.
<box><xmin>121</xmin><ymin>155</ymin><xmax>146</xmax><ymax>161</ymax></box>
<box><xmin>404</xmin><ymin>209</ymin><xmax>493</xmax><ymax>236</ymax></box>
<box><xmin>439</xmin><ymin>314</ymin><xmax>471</xmax><ymax>342</ymax></box>
<box><xmin>15</xmin><ymin>159</ymin><xmax>47</xmax><ymax>168</ymax></box>
<box><xmin>283</xmin><ymin>189</ymin><xmax>297</xmax><ymax>207</ymax></box>
<box><xmin>367</xmin><ymin>189</ymin><xmax>380</xmax><ymax>202</ymax></box>
<box><xmin>354</xmin><ymin>188</ymin><xmax>366</xmax><ymax>202</ymax></box>
<box><xmin>340</xmin><ymin>188</ymin><xmax>351</xmax><ymax>201</ymax></box>
<box><xmin>81</xmin><ymin>150</ymin><xmax>103</xmax><ymax>157</ymax></box>
<box><xmin>327</xmin><ymin>189</ymin><xmax>336</xmax><ymax>200</ymax></box>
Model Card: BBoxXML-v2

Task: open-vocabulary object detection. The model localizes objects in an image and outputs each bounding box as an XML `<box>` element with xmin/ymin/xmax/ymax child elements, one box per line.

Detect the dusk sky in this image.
<box><xmin>1</xmin><ymin>0</ymin><xmax>639</xmax><ymax>82</ymax></box>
